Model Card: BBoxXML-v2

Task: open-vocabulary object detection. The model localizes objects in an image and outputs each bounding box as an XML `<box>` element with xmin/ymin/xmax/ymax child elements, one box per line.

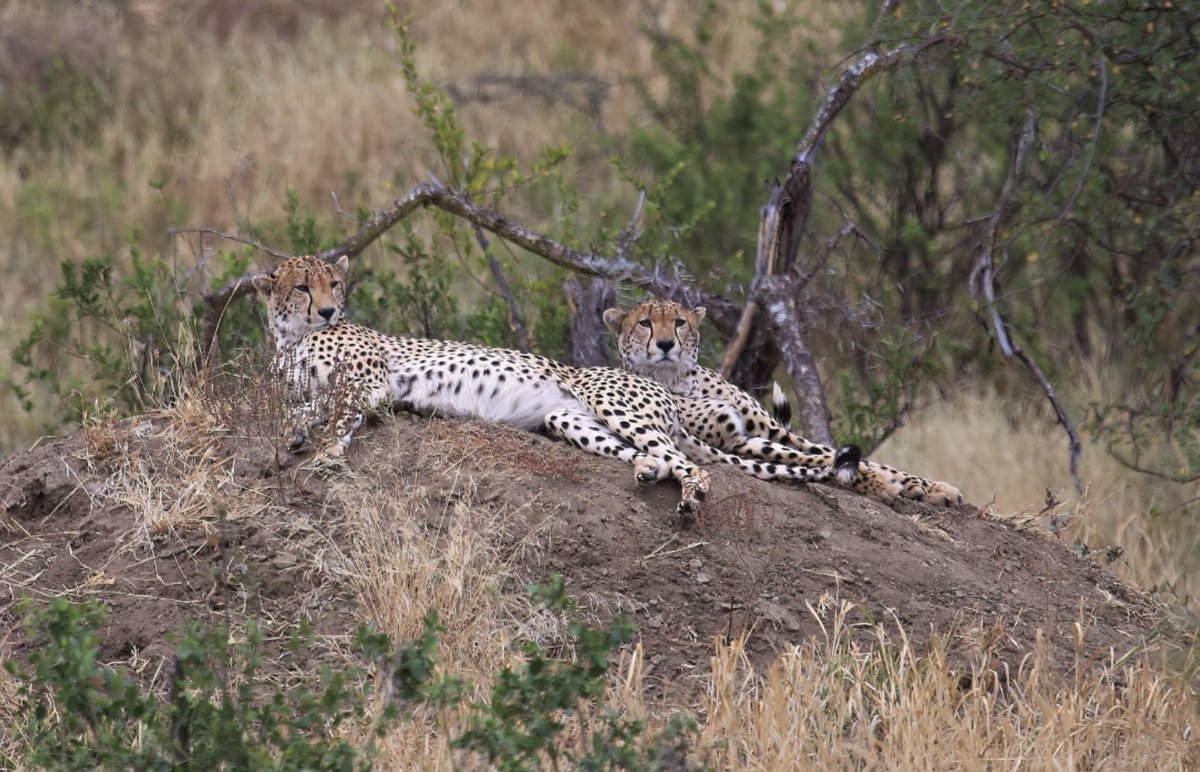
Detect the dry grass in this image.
<box><xmin>883</xmin><ymin>389</ymin><xmax>1200</xmax><ymax>614</ymax></box>
<box><xmin>74</xmin><ymin>371</ymin><xmax>289</xmax><ymax>549</ymax></box>
<box><xmin>696</xmin><ymin>600</ymin><xmax>1199</xmax><ymax>769</ymax></box>
<box><xmin>4</xmin><ymin>364</ymin><xmax>1200</xmax><ymax>767</ymax></box>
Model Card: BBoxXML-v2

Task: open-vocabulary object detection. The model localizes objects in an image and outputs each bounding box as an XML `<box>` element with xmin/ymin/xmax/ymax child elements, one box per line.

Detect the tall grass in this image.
<box><xmin>883</xmin><ymin>387</ymin><xmax>1200</xmax><ymax>611</ymax></box>
<box><xmin>695</xmin><ymin>603</ymin><xmax>1198</xmax><ymax>769</ymax></box>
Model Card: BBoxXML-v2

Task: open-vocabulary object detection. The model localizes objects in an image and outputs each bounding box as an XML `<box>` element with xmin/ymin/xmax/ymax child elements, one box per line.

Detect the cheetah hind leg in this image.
<box><xmin>544</xmin><ymin>408</ymin><xmax>667</xmax><ymax>485</ymax></box>
<box><xmin>850</xmin><ymin>461</ymin><xmax>960</xmax><ymax>506</ymax></box>
<box><xmin>773</xmin><ymin>387</ymin><xmax>961</xmax><ymax>505</ymax></box>
<box><xmin>674</xmin><ymin>428</ymin><xmax>862</xmax><ymax>487</ymax></box>
<box><xmin>890</xmin><ymin>467</ymin><xmax>963</xmax><ymax>506</ymax></box>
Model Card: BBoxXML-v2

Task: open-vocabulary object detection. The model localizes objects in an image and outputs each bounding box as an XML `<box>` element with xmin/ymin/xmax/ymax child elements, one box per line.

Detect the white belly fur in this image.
<box><xmin>390</xmin><ymin>363</ymin><xmax>584</xmax><ymax>431</ymax></box>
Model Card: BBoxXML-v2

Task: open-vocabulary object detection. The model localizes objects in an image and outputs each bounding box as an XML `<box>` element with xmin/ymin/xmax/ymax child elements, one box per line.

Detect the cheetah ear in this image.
<box><xmin>333</xmin><ymin>254</ymin><xmax>349</xmax><ymax>275</ymax></box>
<box><xmin>692</xmin><ymin>306</ymin><xmax>706</xmax><ymax>324</ymax></box>
<box><xmin>602</xmin><ymin>308</ymin><xmax>626</xmax><ymax>333</ymax></box>
<box><xmin>251</xmin><ymin>271</ymin><xmax>275</xmax><ymax>299</ymax></box>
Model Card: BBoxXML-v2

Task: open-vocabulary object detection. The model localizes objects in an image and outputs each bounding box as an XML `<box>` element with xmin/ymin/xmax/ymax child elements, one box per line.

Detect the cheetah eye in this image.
<box><xmin>331</xmin><ymin>281</ymin><xmax>342</xmax><ymax>290</ymax></box>
<box><xmin>638</xmin><ymin>319</ymin><xmax>652</xmax><ymax>329</ymax></box>
<box><xmin>296</xmin><ymin>284</ymin><xmax>310</xmax><ymax>294</ymax></box>
<box><xmin>674</xmin><ymin>318</ymin><xmax>686</xmax><ymax>328</ymax></box>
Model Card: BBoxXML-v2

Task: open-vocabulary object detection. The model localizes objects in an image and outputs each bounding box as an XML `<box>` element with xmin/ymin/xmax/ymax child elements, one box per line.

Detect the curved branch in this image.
<box><xmin>971</xmin><ymin>88</ymin><xmax>1083</xmax><ymax>492</ymax></box>
<box><xmin>1058</xmin><ymin>56</ymin><xmax>1107</xmax><ymax>221</ymax></box>
<box><xmin>167</xmin><ymin>227</ymin><xmax>290</xmax><ymax>260</ymax></box>
<box><xmin>200</xmin><ymin>181</ymin><xmax>740</xmax><ymax>346</ymax></box>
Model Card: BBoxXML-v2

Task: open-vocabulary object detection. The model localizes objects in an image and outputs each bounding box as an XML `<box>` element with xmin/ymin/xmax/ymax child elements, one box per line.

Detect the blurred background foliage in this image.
<box><xmin>1</xmin><ymin>0</ymin><xmax>1197</xmax><ymax>602</ymax></box>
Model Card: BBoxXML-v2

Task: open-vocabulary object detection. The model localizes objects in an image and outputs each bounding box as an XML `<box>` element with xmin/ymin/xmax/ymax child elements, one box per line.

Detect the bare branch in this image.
<box><xmin>474</xmin><ymin>226</ymin><xmax>532</xmax><ymax>352</ymax></box>
<box><xmin>330</xmin><ymin>190</ymin><xmax>360</xmax><ymax>225</ymax></box>
<box><xmin>563</xmin><ymin>278</ymin><xmax>616</xmax><ymax>367</ymax></box>
<box><xmin>723</xmin><ymin>36</ymin><xmax>957</xmax><ymax>428</ymax></box>
<box><xmin>755</xmin><ymin>276</ymin><xmax>833</xmax><ymax>445</ymax></box>
<box><xmin>1058</xmin><ymin>56</ymin><xmax>1107</xmax><ymax>221</ymax></box>
<box><xmin>200</xmin><ymin>180</ymin><xmax>740</xmax><ymax>349</ymax></box>
<box><xmin>615</xmin><ymin>189</ymin><xmax>646</xmax><ymax>261</ymax></box>
<box><xmin>718</xmin><ymin>183</ymin><xmax>783</xmax><ymax>377</ymax></box>
<box><xmin>1106</xmin><ymin>447</ymin><xmax>1200</xmax><ymax>484</ymax></box>
<box><xmin>1014</xmin><ymin>347</ymin><xmax>1083</xmax><ymax>489</ymax></box>
<box><xmin>862</xmin><ymin>403</ymin><xmax>913</xmax><ymax>456</ymax></box>
<box><xmin>971</xmin><ymin>89</ymin><xmax>1083</xmax><ymax>491</ymax></box>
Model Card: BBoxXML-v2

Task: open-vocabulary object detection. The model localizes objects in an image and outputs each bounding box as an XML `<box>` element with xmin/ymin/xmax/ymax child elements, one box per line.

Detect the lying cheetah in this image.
<box><xmin>252</xmin><ymin>256</ymin><xmax>861</xmax><ymax>517</ymax></box>
<box><xmin>603</xmin><ymin>298</ymin><xmax>963</xmax><ymax>506</ymax></box>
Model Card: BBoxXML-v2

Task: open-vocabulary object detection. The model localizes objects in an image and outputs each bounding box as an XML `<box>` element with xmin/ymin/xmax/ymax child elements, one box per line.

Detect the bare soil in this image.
<box><xmin>0</xmin><ymin>412</ymin><xmax>1163</xmax><ymax>701</ymax></box>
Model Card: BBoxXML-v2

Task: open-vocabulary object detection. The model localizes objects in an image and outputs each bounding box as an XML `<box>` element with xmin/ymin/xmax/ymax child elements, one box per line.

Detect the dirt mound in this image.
<box><xmin>0</xmin><ymin>411</ymin><xmax>1162</xmax><ymax>700</ymax></box>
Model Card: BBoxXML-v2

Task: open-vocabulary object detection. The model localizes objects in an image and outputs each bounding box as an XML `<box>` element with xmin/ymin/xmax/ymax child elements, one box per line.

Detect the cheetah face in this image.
<box><xmin>603</xmin><ymin>298</ymin><xmax>705</xmax><ymax>379</ymax></box>
<box><xmin>252</xmin><ymin>255</ymin><xmax>349</xmax><ymax>347</ymax></box>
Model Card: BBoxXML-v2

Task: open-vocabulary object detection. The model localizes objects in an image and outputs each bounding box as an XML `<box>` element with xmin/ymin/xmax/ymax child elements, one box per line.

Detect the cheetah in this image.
<box><xmin>603</xmin><ymin>298</ymin><xmax>963</xmax><ymax>506</ymax></box>
<box><xmin>251</xmin><ymin>256</ymin><xmax>861</xmax><ymax>518</ymax></box>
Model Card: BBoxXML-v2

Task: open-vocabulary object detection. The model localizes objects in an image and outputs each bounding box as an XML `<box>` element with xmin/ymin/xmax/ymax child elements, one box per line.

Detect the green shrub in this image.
<box><xmin>5</xmin><ymin>579</ymin><xmax>695</xmax><ymax>770</ymax></box>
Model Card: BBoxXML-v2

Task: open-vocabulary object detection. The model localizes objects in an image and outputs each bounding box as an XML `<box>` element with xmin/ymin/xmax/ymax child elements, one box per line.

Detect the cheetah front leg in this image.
<box><xmin>544</xmin><ymin>408</ymin><xmax>708</xmax><ymax>517</ymax></box>
<box><xmin>306</xmin><ymin>376</ymin><xmax>390</xmax><ymax>465</ymax></box>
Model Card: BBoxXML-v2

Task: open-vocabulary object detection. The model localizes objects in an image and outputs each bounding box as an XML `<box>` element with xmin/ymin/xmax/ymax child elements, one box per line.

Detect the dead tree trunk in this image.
<box><xmin>758</xmin><ymin>277</ymin><xmax>833</xmax><ymax>444</ymax></box>
<box><xmin>563</xmin><ymin>278</ymin><xmax>616</xmax><ymax>367</ymax></box>
<box><xmin>718</xmin><ymin>37</ymin><xmax>956</xmax><ymax>443</ymax></box>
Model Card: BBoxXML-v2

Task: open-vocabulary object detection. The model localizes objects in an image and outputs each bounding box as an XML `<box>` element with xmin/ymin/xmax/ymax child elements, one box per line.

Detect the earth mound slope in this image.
<box><xmin>0</xmin><ymin>409</ymin><xmax>1160</xmax><ymax>699</ymax></box>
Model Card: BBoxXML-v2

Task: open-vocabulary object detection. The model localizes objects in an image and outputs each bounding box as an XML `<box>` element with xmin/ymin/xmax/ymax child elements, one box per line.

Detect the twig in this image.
<box><xmin>717</xmin><ymin>186</ymin><xmax>779</xmax><ymax>376</ymax></box>
<box><xmin>1058</xmin><ymin>56</ymin><xmax>1107</xmax><ymax>220</ymax></box>
<box><xmin>863</xmin><ymin>402</ymin><xmax>912</xmax><ymax>456</ymax></box>
<box><xmin>1107</xmin><ymin>448</ymin><xmax>1200</xmax><ymax>484</ymax></box>
<box><xmin>474</xmin><ymin>226</ymin><xmax>532</xmax><ymax>352</ymax></box>
<box><xmin>614</xmin><ymin>189</ymin><xmax>646</xmax><ymax>261</ymax></box>
<box><xmin>168</xmin><ymin>227</ymin><xmax>290</xmax><ymax>260</ymax></box>
<box><xmin>972</xmin><ymin>89</ymin><xmax>1083</xmax><ymax>491</ymax></box>
<box><xmin>641</xmin><ymin>540</ymin><xmax>708</xmax><ymax>561</ymax></box>
<box><xmin>330</xmin><ymin>190</ymin><xmax>360</xmax><ymax>225</ymax></box>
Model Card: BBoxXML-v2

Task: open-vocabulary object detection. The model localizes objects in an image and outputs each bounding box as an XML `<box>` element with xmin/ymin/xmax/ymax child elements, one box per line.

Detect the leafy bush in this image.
<box><xmin>5</xmin><ymin>579</ymin><xmax>695</xmax><ymax>770</ymax></box>
<box><xmin>8</xmin><ymin>597</ymin><xmax>385</xmax><ymax>770</ymax></box>
<box><xmin>9</xmin><ymin>252</ymin><xmax>193</xmax><ymax>427</ymax></box>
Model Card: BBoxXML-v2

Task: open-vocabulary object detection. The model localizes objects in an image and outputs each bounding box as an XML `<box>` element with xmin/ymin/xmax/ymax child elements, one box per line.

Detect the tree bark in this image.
<box><xmin>562</xmin><ymin>278</ymin><xmax>616</xmax><ymax>367</ymax></box>
<box><xmin>757</xmin><ymin>277</ymin><xmax>833</xmax><ymax>445</ymax></box>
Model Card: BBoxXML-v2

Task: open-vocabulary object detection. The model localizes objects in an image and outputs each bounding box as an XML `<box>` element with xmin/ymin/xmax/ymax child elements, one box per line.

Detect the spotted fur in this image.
<box><xmin>604</xmin><ymin>298</ymin><xmax>964</xmax><ymax>506</ymax></box>
<box><xmin>252</xmin><ymin>256</ymin><xmax>861</xmax><ymax>518</ymax></box>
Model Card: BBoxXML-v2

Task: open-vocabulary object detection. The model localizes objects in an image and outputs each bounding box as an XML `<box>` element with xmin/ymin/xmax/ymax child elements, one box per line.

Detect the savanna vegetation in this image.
<box><xmin>2</xmin><ymin>0</ymin><xmax>1198</xmax><ymax>767</ymax></box>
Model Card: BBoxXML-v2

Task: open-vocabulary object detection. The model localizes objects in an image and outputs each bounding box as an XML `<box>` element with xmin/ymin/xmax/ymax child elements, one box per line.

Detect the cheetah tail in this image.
<box><xmin>833</xmin><ymin>445</ymin><xmax>861</xmax><ymax>486</ymax></box>
<box><xmin>771</xmin><ymin>382</ymin><xmax>792</xmax><ymax>428</ymax></box>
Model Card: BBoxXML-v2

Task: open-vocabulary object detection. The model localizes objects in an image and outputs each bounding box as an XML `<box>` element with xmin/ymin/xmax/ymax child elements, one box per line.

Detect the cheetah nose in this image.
<box><xmin>318</xmin><ymin>306</ymin><xmax>336</xmax><ymax>322</ymax></box>
<box><xmin>656</xmin><ymin>339</ymin><xmax>675</xmax><ymax>353</ymax></box>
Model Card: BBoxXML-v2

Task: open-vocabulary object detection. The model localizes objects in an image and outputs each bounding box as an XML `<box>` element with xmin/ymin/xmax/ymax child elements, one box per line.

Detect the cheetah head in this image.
<box><xmin>251</xmin><ymin>255</ymin><xmax>349</xmax><ymax>348</ymax></box>
<box><xmin>603</xmin><ymin>298</ymin><xmax>705</xmax><ymax>387</ymax></box>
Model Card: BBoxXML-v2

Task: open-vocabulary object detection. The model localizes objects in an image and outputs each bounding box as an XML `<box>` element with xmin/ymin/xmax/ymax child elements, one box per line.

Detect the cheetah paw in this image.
<box><xmin>633</xmin><ymin>456</ymin><xmax>670</xmax><ymax>485</ymax></box>
<box><xmin>676</xmin><ymin>474</ymin><xmax>708</xmax><ymax>518</ymax></box>
<box><xmin>301</xmin><ymin>445</ymin><xmax>352</xmax><ymax>475</ymax></box>
<box><xmin>926</xmin><ymin>481</ymin><xmax>963</xmax><ymax>507</ymax></box>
